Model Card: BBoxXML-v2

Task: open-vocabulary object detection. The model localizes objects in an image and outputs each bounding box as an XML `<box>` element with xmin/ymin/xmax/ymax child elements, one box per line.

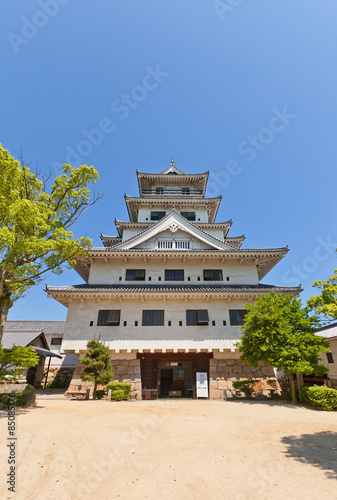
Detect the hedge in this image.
<box><xmin>106</xmin><ymin>382</ymin><xmax>132</xmax><ymax>400</ymax></box>
<box><xmin>300</xmin><ymin>385</ymin><xmax>337</xmax><ymax>411</ymax></box>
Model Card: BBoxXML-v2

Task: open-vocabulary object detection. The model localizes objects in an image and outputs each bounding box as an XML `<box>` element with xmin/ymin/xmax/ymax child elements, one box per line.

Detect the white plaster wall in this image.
<box><xmin>203</xmin><ymin>229</ymin><xmax>224</xmax><ymax>240</ymax></box>
<box><xmin>122</xmin><ymin>228</ymin><xmax>145</xmax><ymax>241</ymax></box>
<box><xmin>88</xmin><ymin>258</ymin><xmax>259</xmax><ymax>285</ymax></box>
<box><xmin>62</xmin><ymin>297</ymin><xmax>251</xmax><ymax>352</ymax></box>
<box><xmin>320</xmin><ymin>339</ymin><xmax>337</xmax><ymax>380</ymax></box>
<box><xmin>44</xmin><ymin>334</ymin><xmax>78</xmax><ymax>368</ymax></box>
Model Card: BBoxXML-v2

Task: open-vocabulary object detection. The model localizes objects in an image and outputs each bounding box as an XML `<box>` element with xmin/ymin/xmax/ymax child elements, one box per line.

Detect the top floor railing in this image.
<box><xmin>142</xmin><ymin>188</ymin><xmax>203</xmax><ymax>196</ymax></box>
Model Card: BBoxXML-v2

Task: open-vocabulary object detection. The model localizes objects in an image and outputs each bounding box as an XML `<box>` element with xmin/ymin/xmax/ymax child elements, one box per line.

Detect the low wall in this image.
<box><xmin>209</xmin><ymin>359</ymin><xmax>281</xmax><ymax>399</ymax></box>
<box><xmin>67</xmin><ymin>358</ymin><xmax>142</xmax><ymax>400</ymax></box>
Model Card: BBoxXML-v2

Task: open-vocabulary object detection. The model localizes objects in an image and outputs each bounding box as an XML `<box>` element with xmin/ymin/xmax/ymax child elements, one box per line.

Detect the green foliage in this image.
<box><xmin>95</xmin><ymin>390</ymin><xmax>105</xmax><ymax>399</ymax></box>
<box><xmin>106</xmin><ymin>382</ymin><xmax>132</xmax><ymax>400</ymax></box>
<box><xmin>80</xmin><ymin>338</ymin><xmax>114</xmax><ymax>398</ymax></box>
<box><xmin>236</xmin><ymin>292</ymin><xmax>330</xmax><ymax>376</ymax></box>
<box><xmin>0</xmin><ymin>384</ymin><xmax>36</xmax><ymax>408</ymax></box>
<box><xmin>0</xmin><ymin>344</ymin><xmax>39</xmax><ymax>380</ymax></box>
<box><xmin>232</xmin><ymin>380</ymin><xmax>255</xmax><ymax>397</ymax></box>
<box><xmin>308</xmin><ymin>269</ymin><xmax>337</xmax><ymax>323</ymax></box>
<box><xmin>0</xmin><ymin>143</ymin><xmax>100</xmax><ymax>339</ymax></box>
<box><xmin>300</xmin><ymin>385</ymin><xmax>337</xmax><ymax>411</ymax></box>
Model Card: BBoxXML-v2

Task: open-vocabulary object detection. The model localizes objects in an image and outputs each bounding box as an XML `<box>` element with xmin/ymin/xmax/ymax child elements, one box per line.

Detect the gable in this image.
<box><xmin>112</xmin><ymin>211</ymin><xmax>235</xmax><ymax>251</ymax></box>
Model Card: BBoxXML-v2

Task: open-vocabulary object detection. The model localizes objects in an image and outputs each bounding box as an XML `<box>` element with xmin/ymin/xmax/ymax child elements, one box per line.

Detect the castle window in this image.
<box><xmin>165</xmin><ymin>269</ymin><xmax>184</xmax><ymax>281</ymax></box>
<box><xmin>142</xmin><ymin>310</ymin><xmax>164</xmax><ymax>326</ymax></box>
<box><xmin>182</xmin><ymin>187</ymin><xmax>190</xmax><ymax>195</ymax></box>
<box><xmin>180</xmin><ymin>211</ymin><xmax>195</xmax><ymax>221</ymax></box>
<box><xmin>203</xmin><ymin>270</ymin><xmax>223</xmax><ymax>281</ymax></box>
<box><xmin>229</xmin><ymin>310</ymin><xmax>247</xmax><ymax>326</ymax></box>
<box><xmin>97</xmin><ymin>310</ymin><xmax>121</xmax><ymax>326</ymax></box>
<box><xmin>155</xmin><ymin>187</ymin><xmax>164</xmax><ymax>194</ymax></box>
<box><xmin>327</xmin><ymin>352</ymin><xmax>334</xmax><ymax>363</ymax></box>
<box><xmin>158</xmin><ymin>241</ymin><xmax>173</xmax><ymax>249</ymax></box>
<box><xmin>186</xmin><ymin>310</ymin><xmax>209</xmax><ymax>326</ymax></box>
<box><xmin>175</xmin><ymin>241</ymin><xmax>190</xmax><ymax>249</ymax></box>
<box><xmin>51</xmin><ymin>338</ymin><xmax>62</xmax><ymax>346</ymax></box>
<box><xmin>151</xmin><ymin>211</ymin><xmax>166</xmax><ymax>221</ymax></box>
<box><xmin>125</xmin><ymin>269</ymin><xmax>145</xmax><ymax>280</ymax></box>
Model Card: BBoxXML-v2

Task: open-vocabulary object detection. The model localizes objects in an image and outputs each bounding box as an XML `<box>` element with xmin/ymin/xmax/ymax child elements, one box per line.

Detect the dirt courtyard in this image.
<box><xmin>1</xmin><ymin>392</ymin><xmax>337</xmax><ymax>500</ymax></box>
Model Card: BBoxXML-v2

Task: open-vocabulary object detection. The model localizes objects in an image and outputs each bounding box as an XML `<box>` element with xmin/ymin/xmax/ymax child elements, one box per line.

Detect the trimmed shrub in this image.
<box><xmin>106</xmin><ymin>382</ymin><xmax>132</xmax><ymax>400</ymax></box>
<box><xmin>232</xmin><ymin>380</ymin><xmax>255</xmax><ymax>397</ymax></box>
<box><xmin>301</xmin><ymin>385</ymin><xmax>337</xmax><ymax>411</ymax></box>
<box><xmin>95</xmin><ymin>390</ymin><xmax>105</xmax><ymax>400</ymax></box>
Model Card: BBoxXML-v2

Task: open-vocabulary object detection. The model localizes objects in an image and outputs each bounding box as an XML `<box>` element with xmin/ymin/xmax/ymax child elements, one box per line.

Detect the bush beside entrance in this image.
<box><xmin>300</xmin><ymin>385</ymin><xmax>337</xmax><ymax>411</ymax></box>
<box><xmin>106</xmin><ymin>382</ymin><xmax>131</xmax><ymax>400</ymax></box>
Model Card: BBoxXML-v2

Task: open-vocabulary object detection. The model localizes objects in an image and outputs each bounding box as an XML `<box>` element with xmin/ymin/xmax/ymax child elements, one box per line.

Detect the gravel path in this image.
<box><xmin>1</xmin><ymin>393</ymin><xmax>336</xmax><ymax>500</ymax></box>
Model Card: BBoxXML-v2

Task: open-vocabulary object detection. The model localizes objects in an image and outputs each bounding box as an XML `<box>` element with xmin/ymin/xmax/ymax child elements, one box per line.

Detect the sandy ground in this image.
<box><xmin>1</xmin><ymin>391</ymin><xmax>337</xmax><ymax>500</ymax></box>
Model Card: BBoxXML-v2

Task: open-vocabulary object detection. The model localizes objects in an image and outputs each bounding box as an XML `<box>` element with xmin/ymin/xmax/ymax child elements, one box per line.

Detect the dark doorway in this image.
<box><xmin>160</xmin><ymin>368</ymin><xmax>173</xmax><ymax>397</ymax></box>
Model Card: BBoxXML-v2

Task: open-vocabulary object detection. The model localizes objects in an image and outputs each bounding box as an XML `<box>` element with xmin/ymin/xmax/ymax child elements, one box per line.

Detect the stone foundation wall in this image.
<box><xmin>66</xmin><ymin>358</ymin><xmax>142</xmax><ymax>400</ymax></box>
<box><xmin>209</xmin><ymin>359</ymin><xmax>281</xmax><ymax>399</ymax></box>
<box><xmin>42</xmin><ymin>367</ymin><xmax>75</xmax><ymax>388</ymax></box>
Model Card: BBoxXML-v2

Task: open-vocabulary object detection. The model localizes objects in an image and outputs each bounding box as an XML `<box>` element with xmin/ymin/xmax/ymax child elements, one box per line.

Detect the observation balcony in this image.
<box><xmin>142</xmin><ymin>188</ymin><xmax>204</xmax><ymax>197</ymax></box>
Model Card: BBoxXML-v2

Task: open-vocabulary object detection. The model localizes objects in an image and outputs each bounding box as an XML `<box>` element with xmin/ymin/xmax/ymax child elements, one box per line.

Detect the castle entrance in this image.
<box><xmin>138</xmin><ymin>352</ymin><xmax>212</xmax><ymax>399</ymax></box>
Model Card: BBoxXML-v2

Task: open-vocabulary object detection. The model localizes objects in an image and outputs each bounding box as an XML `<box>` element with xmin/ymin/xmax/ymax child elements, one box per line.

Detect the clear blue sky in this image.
<box><xmin>1</xmin><ymin>1</ymin><xmax>337</xmax><ymax>320</ymax></box>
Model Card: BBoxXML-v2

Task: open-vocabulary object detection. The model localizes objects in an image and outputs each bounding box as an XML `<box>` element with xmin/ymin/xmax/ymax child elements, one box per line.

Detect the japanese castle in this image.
<box><xmin>46</xmin><ymin>161</ymin><xmax>300</xmax><ymax>399</ymax></box>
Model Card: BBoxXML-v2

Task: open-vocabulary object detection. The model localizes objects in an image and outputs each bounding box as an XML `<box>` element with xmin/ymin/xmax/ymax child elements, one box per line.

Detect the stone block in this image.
<box><xmin>232</xmin><ymin>365</ymin><xmax>243</xmax><ymax>373</ymax></box>
<box><xmin>210</xmin><ymin>379</ymin><xmax>218</xmax><ymax>388</ymax></box>
<box><xmin>217</xmin><ymin>380</ymin><xmax>228</xmax><ymax>390</ymax></box>
<box><xmin>243</xmin><ymin>366</ymin><xmax>253</xmax><ymax>374</ymax></box>
<box><xmin>116</xmin><ymin>365</ymin><xmax>128</xmax><ymax>375</ymax></box>
<box><xmin>129</xmin><ymin>359</ymin><xmax>140</xmax><ymax>366</ymax></box>
<box><xmin>218</xmin><ymin>360</ymin><xmax>228</xmax><ymax>366</ymax></box>
<box><xmin>227</xmin><ymin>359</ymin><xmax>235</xmax><ymax>366</ymax></box>
<box><xmin>229</xmin><ymin>372</ymin><xmax>239</xmax><ymax>380</ymax></box>
<box><xmin>210</xmin><ymin>359</ymin><xmax>219</xmax><ymax>366</ymax></box>
<box><xmin>210</xmin><ymin>389</ymin><xmax>221</xmax><ymax>399</ymax></box>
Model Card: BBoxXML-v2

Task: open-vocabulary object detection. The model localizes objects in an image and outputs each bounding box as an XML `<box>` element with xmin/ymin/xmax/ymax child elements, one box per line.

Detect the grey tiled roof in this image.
<box><xmin>46</xmin><ymin>284</ymin><xmax>301</xmax><ymax>294</ymax></box>
<box><xmin>5</xmin><ymin>320</ymin><xmax>65</xmax><ymax>335</ymax></box>
<box><xmin>2</xmin><ymin>330</ymin><xmax>47</xmax><ymax>349</ymax></box>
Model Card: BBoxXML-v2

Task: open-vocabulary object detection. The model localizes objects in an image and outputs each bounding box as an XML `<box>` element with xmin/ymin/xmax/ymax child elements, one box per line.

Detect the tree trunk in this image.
<box><xmin>93</xmin><ymin>381</ymin><xmax>97</xmax><ymax>400</ymax></box>
<box><xmin>287</xmin><ymin>373</ymin><xmax>297</xmax><ymax>403</ymax></box>
<box><xmin>0</xmin><ymin>293</ymin><xmax>10</xmax><ymax>343</ymax></box>
<box><xmin>296</xmin><ymin>373</ymin><xmax>304</xmax><ymax>402</ymax></box>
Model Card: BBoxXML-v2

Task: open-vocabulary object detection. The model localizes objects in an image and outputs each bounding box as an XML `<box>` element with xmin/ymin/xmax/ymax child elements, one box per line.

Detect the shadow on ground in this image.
<box><xmin>225</xmin><ymin>398</ymin><xmax>320</xmax><ymax>411</ymax></box>
<box><xmin>281</xmin><ymin>431</ymin><xmax>337</xmax><ymax>479</ymax></box>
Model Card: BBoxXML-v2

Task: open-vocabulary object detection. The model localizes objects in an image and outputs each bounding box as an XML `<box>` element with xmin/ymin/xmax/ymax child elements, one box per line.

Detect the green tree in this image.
<box><xmin>308</xmin><ymin>269</ymin><xmax>337</xmax><ymax>323</ymax></box>
<box><xmin>0</xmin><ymin>144</ymin><xmax>101</xmax><ymax>341</ymax></box>
<box><xmin>236</xmin><ymin>292</ymin><xmax>330</xmax><ymax>403</ymax></box>
<box><xmin>80</xmin><ymin>338</ymin><xmax>114</xmax><ymax>399</ymax></box>
<box><xmin>0</xmin><ymin>344</ymin><xmax>39</xmax><ymax>380</ymax></box>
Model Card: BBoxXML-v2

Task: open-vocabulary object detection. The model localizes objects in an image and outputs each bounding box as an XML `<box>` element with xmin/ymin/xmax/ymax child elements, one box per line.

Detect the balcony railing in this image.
<box><xmin>142</xmin><ymin>188</ymin><xmax>203</xmax><ymax>197</ymax></box>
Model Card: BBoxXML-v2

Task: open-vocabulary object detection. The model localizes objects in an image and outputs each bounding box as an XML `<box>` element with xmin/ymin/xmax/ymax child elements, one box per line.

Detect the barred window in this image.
<box><xmin>180</xmin><ymin>211</ymin><xmax>195</xmax><ymax>221</ymax></box>
<box><xmin>151</xmin><ymin>211</ymin><xmax>166</xmax><ymax>221</ymax></box>
<box><xmin>142</xmin><ymin>310</ymin><xmax>164</xmax><ymax>326</ymax></box>
<box><xmin>125</xmin><ymin>269</ymin><xmax>145</xmax><ymax>280</ymax></box>
<box><xmin>158</xmin><ymin>241</ymin><xmax>173</xmax><ymax>249</ymax></box>
<box><xmin>327</xmin><ymin>352</ymin><xmax>334</xmax><ymax>363</ymax></box>
<box><xmin>165</xmin><ymin>269</ymin><xmax>184</xmax><ymax>281</ymax></box>
<box><xmin>203</xmin><ymin>270</ymin><xmax>223</xmax><ymax>281</ymax></box>
<box><xmin>229</xmin><ymin>310</ymin><xmax>247</xmax><ymax>326</ymax></box>
<box><xmin>186</xmin><ymin>310</ymin><xmax>209</xmax><ymax>326</ymax></box>
<box><xmin>51</xmin><ymin>338</ymin><xmax>62</xmax><ymax>346</ymax></box>
<box><xmin>175</xmin><ymin>241</ymin><xmax>190</xmax><ymax>249</ymax></box>
<box><xmin>97</xmin><ymin>310</ymin><xmax>121</xmax><ymax>326</ymax></box>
